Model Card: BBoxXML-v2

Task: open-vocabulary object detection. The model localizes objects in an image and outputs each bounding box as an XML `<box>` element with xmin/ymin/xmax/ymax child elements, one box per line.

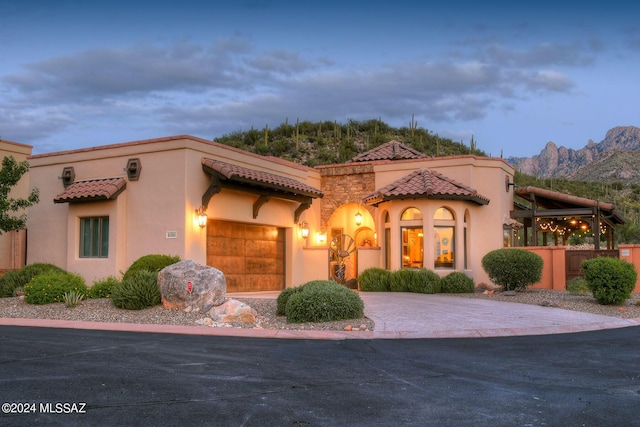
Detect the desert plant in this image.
<box><xmin>390</xmin><ymin>268</ymin><xmax>441</xmax><ymax>294</ymax></box>
<box><xmin>441</xmin><ymin>272</ymin><xmax>475</xmax><ymax>293</ymax></box>
<box><xmin>276</xmin><ymin>286</ymin><xmax>302</xmax><ymax>315</ymax></box>
<box><xmin>63</xmin><ymin>290</ymin><xmax>85</xmax><ymax>307</ymax></box>
<box><xmin>284</xmin><ymin>280</ymin><xmax>364</xmax><ymax>323</ymax></box>
<box><xmin>566</xmin><ymin>277</ymin><xmax>590</xmax><ymax>295</ymax></box>
<box><xmin>581</xmin><ymin>257</ymin><xmax>637</xmax><ymax>305</ymax></box>
<box><xmin>111</xmin><ymin>270</ymin><xmax>161</xmax><ymax>310</ymax></box>
<box><xmin>481</xmin><ymin>249</ymin><xmax>543</xmax><ymax>291</ymax></box>
<box><xmin>122</xmin><ymin>254</ymin><xmax>180</xmax><ymax>282</ymax></box>
<box><xmin>390</xmin><ymin>268</ymin><xmax>413</xmax><ymax>292</ymax></box>
<box><xmin>88</xmin><ymin>276</ymin><xmax>120</xmax><ymax>299</ymax></box>
<box><xmin>0</xmin><ymin>263</ymin><xmax>66</xmax><ymax>298</ymax></box>
<box><xmin>23</xmin><ymin>272</ymin><xmax>88</xmax><ymax>305</ymax></box>
<box><xmin>409</xmin><ymin>269</ymin><xmax>442</xmax><ymax>294</ymax></box>
<box><xmin>358</xmin><ymin>267</ymin><xmax>391</xmax><ymax>292</ymax></box>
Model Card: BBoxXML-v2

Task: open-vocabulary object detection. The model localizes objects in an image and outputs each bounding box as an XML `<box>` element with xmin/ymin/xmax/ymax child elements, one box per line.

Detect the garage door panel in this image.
<box><xmin>245</xmin><ymin>240</ymin><xmax>278</xmax><ymax>257</ymax></box>
<box><xmin>208</xmin><ymin>237</ymin><xmax>244</xmax><ymax>257</ymax></box>
<box><xmin>208</xmin><ymin>221</ymin><xmax>245</xmax><ymax>239</ymax></box>
<box><xmin>210</xmin><ymin>256</ymin><xmax>245</xmax><ymax>275</ymax></box>
<box><xmin>245</xmin><ymin>257</ymin><xmax>279</xmax><ymax>274</ymax></box>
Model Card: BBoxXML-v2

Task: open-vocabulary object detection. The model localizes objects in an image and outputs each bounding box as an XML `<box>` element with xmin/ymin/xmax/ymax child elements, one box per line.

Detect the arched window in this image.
<box><xmin>401</xmin><ymin>208</ymin><xmax>423</xmax><ymax>268</ymax></box>
<box><xmin>434</xmin><ymin>207</ymin><xmax>455</xmax><ymax>269</ymax></box>
<box><xmin>401</xmin><ymin>207</ymin><xmax>423</xmax><ymax>220</ymax></box>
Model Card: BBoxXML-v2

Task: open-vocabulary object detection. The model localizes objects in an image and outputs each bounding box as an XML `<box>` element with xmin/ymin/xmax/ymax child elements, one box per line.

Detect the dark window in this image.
<box><xmin>80</xmin><ymin>217</ymin><xmax>109</xmax><ymax>258</ymax></box>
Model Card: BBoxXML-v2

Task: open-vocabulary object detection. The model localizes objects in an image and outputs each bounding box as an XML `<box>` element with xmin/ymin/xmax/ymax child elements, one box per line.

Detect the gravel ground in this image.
<box><xmin>1</xmin><ymin>289</ymin><xmax>639</xmax><ymax>332</ymax></box>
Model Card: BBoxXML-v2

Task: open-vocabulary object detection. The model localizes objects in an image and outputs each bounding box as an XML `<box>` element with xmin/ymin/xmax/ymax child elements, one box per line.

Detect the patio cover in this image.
<box><xmin>510</xmin><ymin>186</ymin><xmax>626</xmax><ymax>249</ymax></box>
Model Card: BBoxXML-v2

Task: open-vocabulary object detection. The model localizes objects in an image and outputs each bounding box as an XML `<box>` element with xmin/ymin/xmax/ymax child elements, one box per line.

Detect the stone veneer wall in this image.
<box><xmin>319</xmin><ymin>164</ymin><xmax>376</xmax><ymax>228</ymax></box>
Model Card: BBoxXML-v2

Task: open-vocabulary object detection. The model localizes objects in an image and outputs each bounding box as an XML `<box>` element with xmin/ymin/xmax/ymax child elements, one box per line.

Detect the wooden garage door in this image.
<box><xmin>207</xmin><ymin>220</ymin><xmax>285</xmax><ymax>292</ymax></box>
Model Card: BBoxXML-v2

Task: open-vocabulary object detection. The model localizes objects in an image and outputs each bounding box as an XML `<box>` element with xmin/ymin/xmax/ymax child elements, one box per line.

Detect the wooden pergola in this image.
<box><xmin>510</xmin><ymin>186</ymin><xmax>626</xmax><ymax>250</ymax></box>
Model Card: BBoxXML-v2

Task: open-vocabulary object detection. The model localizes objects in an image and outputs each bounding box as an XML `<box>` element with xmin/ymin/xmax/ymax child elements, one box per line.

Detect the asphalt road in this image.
<box><xmin>1</xmin><ymin>325</ymin><xmax>640</xmax><ymax>426</ymax></box>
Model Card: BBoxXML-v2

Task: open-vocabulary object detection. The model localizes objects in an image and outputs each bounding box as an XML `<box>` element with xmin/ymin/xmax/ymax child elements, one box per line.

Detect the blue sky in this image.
<box><xmin>1</xmin><ymin>1</ymin><xmax>639</xmax><ymax>158</ymax></box>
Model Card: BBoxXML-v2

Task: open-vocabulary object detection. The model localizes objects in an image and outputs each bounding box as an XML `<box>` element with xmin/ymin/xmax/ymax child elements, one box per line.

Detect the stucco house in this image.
<box><xmin>25</xmin><ymin>135</ymin><xmax>516</xmax><ymax>290</ymax></box>
<box><xmin>0</xmin><ymin>139</ymin><xmax>33</xmax><ymax>274</ymax></box>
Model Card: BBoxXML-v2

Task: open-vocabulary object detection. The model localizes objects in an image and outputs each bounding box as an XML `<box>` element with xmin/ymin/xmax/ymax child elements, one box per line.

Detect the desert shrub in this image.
<box><xmin>277</xmin><ymin>286</ymin><xmax>302</xmax><ymax>315</ymax></box>
<box><xmin>390</xmin><ymin>269</ymin><xmax>413</xmax><ymax>292</ymax></box>
<box><xmin>441</xmin><ymin>272</ymin><xmax>475</xmax><ymax>293</ymax></box>
<box><xmin>481</xmin><ymin>249</ymin><xmax>543</xmax><ymax>291</ymax></box>
<box><xmin>390</xmin><ymin>268</ymin><xmax>441</xmax><ymax>294</ymax></box>
<box><xmin>566</xmin><ymin>277</ymin><xmax>590</xmax><ymax>295</ymax></box>
<box><xmin>358</xmin><ymin>268</ymin><xmax>391</xmax><ymax>292</ymax></box>
<box><xmin>23</xmin><ymin>272</ymin><xmax>88</xmax><ymax>305</ymax></box>
<box><xmin>88</xmin><ymin>276</ymin><xmax>120</xmax><ymax>299</ymax></box>
<box><xmin>0</xmin><ymin>263</ymin><xmax>66</xmax><ymax>298</ymax></box>
<box><xmin>581</xmin><ymin>257</ymin><xmax>637</xmax><ymax>305</ymax></box>
<box><xmin>122</xmin><ymin>254</ymin><xmax>180</xmax><ymax>282</ymax></box>
<box><xmin>111</xmin><ymin>271</ymin><xmax>161</xmax><ymax>310</ymax></box>
<box><xmin>410</xmin><ymin>269</ymin><xmax>441</xmax><ymax>294</ymax></box>
<box><xmin>284</xmin><ymin>280</ymin><xmax>364</xmax><ymax>323</ymax></box>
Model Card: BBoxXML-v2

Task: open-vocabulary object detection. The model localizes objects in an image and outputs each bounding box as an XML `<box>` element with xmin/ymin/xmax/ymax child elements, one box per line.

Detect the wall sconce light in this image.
<box><xmin>355</xmin><ymin>209</ymin><xmax>363</xmax><ymax>226</ymax></box>
<box><xmin>317</xmin><ymin>232</ymin><xmax>327</xmax><ymax>245</ymax></box>
<box><xmin>299</xmin><ymin>221</ymin><xmax>309</xmax><ymax>238</ymax></box>
<box><xmin>195</xmin><ymin>205</ymin><xmax>208</xmax><ymax>228</ymax></box>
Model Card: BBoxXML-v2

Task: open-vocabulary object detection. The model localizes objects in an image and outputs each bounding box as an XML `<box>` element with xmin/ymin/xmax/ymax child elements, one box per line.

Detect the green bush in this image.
<box><xmin>23</xmin><ymin>272</ymin><xmax>88</xmax><ymax>305</ymax></box>
<box><xmin>122</xmin><ymin>254</ymin><xmax>180</xmax><ymax>282</ymax></box>
<box><xmin>441</xmin><ymin>272</ymin><xmax>475</xmax><ymax>293</ymax></box>
<box><xmin>284</xmin><ymin>280</ymin><xmax>364</xmax><ymax>323</ymax></box>
<box><xmin>582</xmin><ymin>257</ymin><xmax>637</xmax><ymax>305</ymax></box>
<box><xmin>111</xmin><ymin>271</ymin><xmax>161</xmax><ymax>310</ymax></box>
<box><xmin>566</xmin><ymin>277</ymin><xmax>590</xmax><ymax>295</ymax></box>
<box><xmin>358</xmin><ymin>268</ymin><xmax>391</xmax><ymax>292</ymax></box>
<box><xmin>390</xmin><ymin>269</ymin><xmax>413</xmax><ymax>292</ymax></box>
<box><xmin>481</xmin><ymin>249</ymin><xmax>543</xmax><ymax>291</ymax></box>
<box><xmin>390</xmin><ymin>268</ymin><xmax>441</xmax><ymax>294</ymax></box>
<box><xmin>277</xmin><ymin>286</ymin><xmax>302</xmax><ymax>315</ymax></box>
<box><xmin>0</xmin><ymin>263</ymin><xmax>66</xmax><ymax>298</ymax></box>
<box><xmin>88</xmin><ymin>276</ymin><xmax>120</xmax><ymax>299</ymax></box>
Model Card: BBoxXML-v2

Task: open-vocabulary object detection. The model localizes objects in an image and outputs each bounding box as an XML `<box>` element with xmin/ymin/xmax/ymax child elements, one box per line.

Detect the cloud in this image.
<box><xmin>0</xmin><ymin>32</ymin><xmax>605</xmax><ymax>146</ymax></box>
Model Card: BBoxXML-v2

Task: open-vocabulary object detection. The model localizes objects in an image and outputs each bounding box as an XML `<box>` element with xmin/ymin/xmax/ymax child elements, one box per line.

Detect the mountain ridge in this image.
<box><xmin>508</xmin><ymin>126</ymin><xmax>640</xmax><ymax>182</ymax></box>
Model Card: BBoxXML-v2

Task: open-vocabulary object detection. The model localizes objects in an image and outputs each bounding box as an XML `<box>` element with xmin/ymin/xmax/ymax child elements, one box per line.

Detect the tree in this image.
<box><xmin>0</xmin><ymin>155</ymin><xmax>39</xmax><ymax>234</ymax></box>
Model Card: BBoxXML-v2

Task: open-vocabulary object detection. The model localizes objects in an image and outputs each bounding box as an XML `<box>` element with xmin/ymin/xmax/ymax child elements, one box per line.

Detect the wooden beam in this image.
<box><xmin>253</xmin><ymin>195</ymin><xmax>271</xmax><ymax>219</ymax></box>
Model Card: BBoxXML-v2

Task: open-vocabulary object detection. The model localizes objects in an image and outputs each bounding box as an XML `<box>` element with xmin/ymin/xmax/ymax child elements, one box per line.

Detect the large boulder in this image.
<box><xmin>158</xmin><ymin>260</ymin><xmax>226</xmax><ymax>312</ymax></box>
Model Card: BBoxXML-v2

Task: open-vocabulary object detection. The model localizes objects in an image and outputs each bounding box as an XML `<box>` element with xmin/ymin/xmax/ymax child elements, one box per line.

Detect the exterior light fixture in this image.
<box><xmin>355</xmin><ymin>209</ymin><xmax>363</xmax><ymax>226</ymax></box>
<box><xmin>299</xmin><ymin>221</ymin><xmax>309</xmax><ymax>238</ymax></box>
<box><xmin>196</xmin><ymin>205</ymin><xmax>208</xmax><ymax>228</ymax></box>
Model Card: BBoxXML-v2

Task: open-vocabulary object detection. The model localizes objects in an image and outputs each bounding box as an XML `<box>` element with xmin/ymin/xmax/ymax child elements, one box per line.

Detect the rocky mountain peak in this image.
<box><xmin>508</xmin><ymin>126</ymin><xmax>640</xmax><ymax>180</ymax></box>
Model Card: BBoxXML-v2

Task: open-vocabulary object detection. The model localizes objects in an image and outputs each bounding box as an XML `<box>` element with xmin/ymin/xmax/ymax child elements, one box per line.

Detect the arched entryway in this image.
<box><xmin>326</xmin><ymin>203</ymin><xmax>374</xmax><ymax>282</ymax></box>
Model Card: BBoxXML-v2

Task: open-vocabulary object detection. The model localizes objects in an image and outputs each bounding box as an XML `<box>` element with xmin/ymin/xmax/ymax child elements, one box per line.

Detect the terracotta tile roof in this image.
<box><xmin>202</xmin><ymin>158</ymin><xmax>323</xmax><ymax>198</ymax></box>
<box><xmin>348</xmin><ymin>140</ymin><xmax>427</xmax><ymax>163</ymax></box>
<box><xmin>363</xmin><ymin>168</ymin><xmax>490</xmax><ymax>206</ymax></box>
<box><xmin>54</xmin><ymin>177</ymin><xmax>126</xmax><ymax>203</ymax></box>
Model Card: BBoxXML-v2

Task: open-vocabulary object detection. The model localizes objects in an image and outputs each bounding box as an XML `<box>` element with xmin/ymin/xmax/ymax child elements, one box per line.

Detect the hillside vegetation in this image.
<box><xmin>214</xmin><ymin>117</ymin><xmax>487</xmax><ymax>166</ymax></box>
